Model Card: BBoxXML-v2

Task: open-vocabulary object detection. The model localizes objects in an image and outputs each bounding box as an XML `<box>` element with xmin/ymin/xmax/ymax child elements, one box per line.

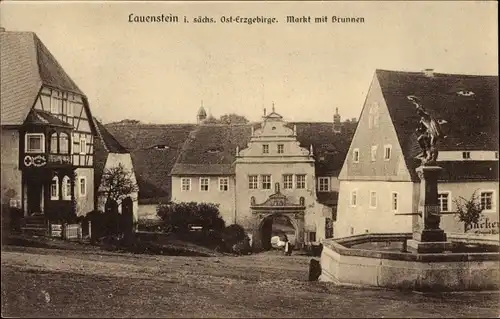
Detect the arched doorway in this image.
<box><xmin>250</xmin><ymin>184</ymin><xmax>306</xmax><ymax>251</ymax></box>
<box><xmin>259</xmin><ymin>214</ymin><xmax>297</xmax><ymax>251</ymax></box>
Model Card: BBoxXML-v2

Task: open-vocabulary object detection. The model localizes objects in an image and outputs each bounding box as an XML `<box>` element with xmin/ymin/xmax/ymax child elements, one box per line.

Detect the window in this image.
<box><xmin>283</xmin><ymin>174</ymin><xmax>293</xmax><ymax>189</ymax></box>
<box><xmin>384</xmin><ymin>145</ymin><xmax>392</xmax><ymax>160</ymax></box>
<box><xmin>219</xmin><ymin>177</ymin><xmax>229</xmax><ymax>191</ymax></box>
<box><xmin>368</xmin><ymin>102</ymin><xmax>379</xmax><ymax>129</ymax></box>
<box><xmin>371</xmin><ymin>145</ymin><xmax>378</xmax><ymax>162</ymax></box>
<box><xmin>79</xmin><ymin>177</ymin><xmax>86</xmax><ymax>197</ymax></box>
<box><xmin>181</xmin><ymin>178</ymin><xmax>191</xmax><ymax>191</ymax></box>
<box><xmin>296</xmin><ymin>174</ymin><xmax>306</xmax><ymax>189</ymax></box>
<box><xmin>262</xmin><ymin>144</ymin><xmax>269</xmax><ymax>154</ymax></box>
<box><xmin>277</xmin><ymin>144</ymin><xmax>284</xmax><ymax>154</ymax></box>
<box><xmin>50</xmin><ymin>133</ymin><xmax>58</xmax><ymax>153</ymax></box>
<box><xmin>59</xmin><ymin>133</ymin><xmax>69</xmax><ymax>154</ymax></box>
<box><xmin>480</xmin><ymin>191</ymin><xmax>494</xmax><ymax>211</ymax></box>
<box><xmin>391</xmin><ymin>192</ymin><xmax>399</xmax><ymax>211</ymax></box>
<box><xmin>353</xmin><ymin>148</ymin><xmax>360</xmax><ymax>163</ymax></box>
<box><xmin>50</xmin><ymin>93</ymin><xmax>62</xmax><ymax>114</ymax></box>
<box><xmin>318</xmin><ymin>177</ymin><xmax>330</xmax><ymax>192</ymax></box>
<box><xmin>67</xmin><ymin>100</ymin><xmax>73</xmax><ymax>117</ymax></box>
<box><xmin>200</xmin><ymin>178</ymin><xmax>210</xmax><ymax>191</ymax></box>
<box><xmin>261</xmin><ymin>175</ymin><xmax>271</xmax><ymax>190</ymax></box>
<box><xmin>80</xmin><ymin>137</ymin><xmax>87</xmax><ymax>155</ymax></box>
<box><xmin>370</xmin><ymin>191</ymin><xmax>377</xmax><ymax>208</ymax></box>
<box><xmin>25</xmin><ymin>133</ymin><xmax>45</xmax><ymax>153</ymax></box>
<box><xmin>462</xmin><ymin>151</ymin><xmax>471</xmax><ymax>159</ymax></box>
<box><xmin>350</xmin><ymin>190</ymin><xmax>357</xmax><ymax>207</ymax></box>
<box><xmin>495</xmin><ymin>152</ymin><xmax>499</xmax><ymax>159</ymax></box>
<box><xmin>50</xmin><ymin>176</ymin><xmax>59</xmax><ymax>200</ymax></box>
<box><xmin>62</xmin><ymin>176</ymin><xmax>71</xmax><ymax>200</ymax></box>
<box><xmin>438</xmin><ymin>192</ymin><xmax>450</xmax><ymax>212</ymax></box>
<box><xmin>248</xmin><ymin>175</ymin><xmax>258</xmax><ymax>189</ymax></box>
<box><xmin>309</xmin><ymin>232</ymin><xmax>316</xmax><ymax>242</ymax></box>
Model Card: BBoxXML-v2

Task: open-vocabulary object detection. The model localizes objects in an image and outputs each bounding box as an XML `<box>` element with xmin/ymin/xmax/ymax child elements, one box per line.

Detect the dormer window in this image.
<box><xmin>457</xmin><ymin>90</ymin><xmax>475</xmax><ymax>97</ymax></box>
<box><xmin>206</xmin><ymin>148</ymin><xmax>221</xmax><ymax>154</ymax></box>
<box><xmin>154</xmin><ymin>145</ymin><xmax>169</xmax><ymax>150</ymax></box>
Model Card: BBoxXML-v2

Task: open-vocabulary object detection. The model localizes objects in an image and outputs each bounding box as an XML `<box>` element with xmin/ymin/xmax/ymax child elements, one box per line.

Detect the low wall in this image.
<box><xmin>320</xmin><ymin>233</ymin><xmax>500</xmax><ymax>292</ymax></box>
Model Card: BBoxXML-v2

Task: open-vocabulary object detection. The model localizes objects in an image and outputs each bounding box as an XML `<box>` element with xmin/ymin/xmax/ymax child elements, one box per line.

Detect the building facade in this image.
<box><xmin>94</xmin><ymin>119</ymin><xmax>139</xmax><ymax>222</ymax></box>
<box><xmin>167</xmin><ymin>107</ymin><xmax>355</xmax><ymax>249</ymax></box>
<box><xmin>1</xmin><ymin>30</ymin><xmax>98</xmax><ymax>220</ymax></box>
<box><xmin>335</xmin><ymin>69</ymin><xmax>499</xmax><ymax>237</ymax></box>
<box><xmin>106</xmin><ymin>107</ymin><xmax>356</xmax><ymax>248</ymax></box>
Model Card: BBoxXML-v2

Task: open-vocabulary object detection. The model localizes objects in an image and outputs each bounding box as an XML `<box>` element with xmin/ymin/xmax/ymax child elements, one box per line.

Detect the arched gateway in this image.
<box><xmin>250</xmin><ymin>183</ymin><xmax>305</xmax><ymax>250</ymax></box>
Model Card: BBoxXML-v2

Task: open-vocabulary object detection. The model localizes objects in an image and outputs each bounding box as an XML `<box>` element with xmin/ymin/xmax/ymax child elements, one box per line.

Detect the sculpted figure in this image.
<box><xmin>408</xmin><ymin>95</ymin><xmax>447</xmax><ymax>166</ymax></box>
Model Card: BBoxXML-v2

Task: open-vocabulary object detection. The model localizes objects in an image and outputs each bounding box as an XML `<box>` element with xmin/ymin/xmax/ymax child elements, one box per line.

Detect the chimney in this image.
<box><xmin>263</xmin><ymin>108</ymin><xmax>267</xmax><ymax>116</ymax></box>
<box><xmin>423</xmin><ymin>68</ymin><xmax>434</xmax><ymax>77</ymax></box>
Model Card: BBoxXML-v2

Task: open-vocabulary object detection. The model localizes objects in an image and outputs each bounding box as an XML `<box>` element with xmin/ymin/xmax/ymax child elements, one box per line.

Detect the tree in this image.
<box><xmin>108</xmin><ymin>119</ymin><xmax>141</xmax><ymax>125</ymax></box>
<box><xmin>99</xmin><ymin>163</ymin><xmax>139</xmax><ymax>206</ymax></box>
<box><xmin>219</xmin><ymin>113</ymin><xmax>249</xmax><ymax>124</ymax></box>
<box><xmin>98</xmin><ymin>164</ymin><xmax>139</xmax><ymax>240</ymax></box>
<box><xmin>202</xmin><ymin>113</ymin><xmax>249</xmax><ymax>125</ymax></box>
<box><xmin>453</xmin><ymin>190</ymin><xmax>484</xmax><ymax>233</ymax></box>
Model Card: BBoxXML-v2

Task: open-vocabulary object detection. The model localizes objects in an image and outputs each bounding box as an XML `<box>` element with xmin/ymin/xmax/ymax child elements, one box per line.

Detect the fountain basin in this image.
<box><xmin>319</xmin><ymin>233</ymin><xmax>500</xmax><ymax>292</ymax></box>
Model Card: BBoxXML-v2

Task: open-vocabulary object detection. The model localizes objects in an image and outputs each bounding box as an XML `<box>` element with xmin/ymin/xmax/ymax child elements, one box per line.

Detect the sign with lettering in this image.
<box><xmin>48</xmin><ymin>154</ymin><xmax>71</xmax><ymax>165</ymax></box>
<box><xmin>24</xmin><ymin>155</ymin><xmax>47</xmax><ymax>167</ymax></box>
<box><xmin>466</xmin><ymin>216</ymin><xmax>500</xmax><ymax>234</ymax></box>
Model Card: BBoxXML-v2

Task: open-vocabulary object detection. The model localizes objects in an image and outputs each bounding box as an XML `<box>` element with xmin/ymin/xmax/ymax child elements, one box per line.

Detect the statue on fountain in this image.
<box><xmin>408</xmin><ymin>95</ymin><xmax>447</xmax><ymax>166</ymax></box>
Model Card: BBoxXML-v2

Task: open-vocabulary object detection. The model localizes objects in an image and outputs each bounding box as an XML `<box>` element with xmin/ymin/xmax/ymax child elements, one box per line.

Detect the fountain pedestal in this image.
<box><xmin>407</xmin><ymin>165</ymin><xmax>452</xmax><ymax>254</ymax></box>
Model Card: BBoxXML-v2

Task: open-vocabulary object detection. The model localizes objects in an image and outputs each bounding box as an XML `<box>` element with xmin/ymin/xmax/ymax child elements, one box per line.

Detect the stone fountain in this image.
<box><xmin>319</xmin><ymin>96</ymin><xmax>499</xmax><ymax>292</ymax></box>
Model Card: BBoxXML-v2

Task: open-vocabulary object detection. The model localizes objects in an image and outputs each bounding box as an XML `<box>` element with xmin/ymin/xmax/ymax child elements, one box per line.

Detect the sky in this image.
<box><xmin>1</xmin><ymin>1</ymin><xmax>498</xmax><ymax>124</ymax></box>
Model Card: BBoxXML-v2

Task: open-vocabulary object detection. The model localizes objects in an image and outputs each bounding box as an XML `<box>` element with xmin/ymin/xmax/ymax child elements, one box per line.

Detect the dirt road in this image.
<box><xmin>2</xmin><ymin>246</ymin><xmax>498</xmax><ymax>318</ymax></box>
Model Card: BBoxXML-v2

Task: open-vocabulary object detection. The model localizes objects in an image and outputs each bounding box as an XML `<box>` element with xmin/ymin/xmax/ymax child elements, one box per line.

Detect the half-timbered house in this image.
<box><xmin>1</xmin><ymin>29</ymin><xmax>97</xmax><ymax>223</ymax></box>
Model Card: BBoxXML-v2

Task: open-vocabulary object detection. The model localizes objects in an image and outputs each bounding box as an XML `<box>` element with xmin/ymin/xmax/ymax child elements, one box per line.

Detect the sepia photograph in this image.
<box><xmin>1</xmin><ymin>1</ymin><xmax>498</xmax><ymax>317</ymax></box>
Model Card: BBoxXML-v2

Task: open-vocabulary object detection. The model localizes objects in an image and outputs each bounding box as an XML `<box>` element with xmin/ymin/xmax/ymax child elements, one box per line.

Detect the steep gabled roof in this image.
<box><xmin>171</xmin><ymin>124</ymin><xmax>252</xmax><ymax>175</ymax></box>
<box><xmin>104</xmin><ymin>123</ymin><xmax>196</xmax><ymax>203</ymax></box>
<box><xmin>0</xmin><ymin>30</ymin><xmax>85</xmax><ymax>126</ymax></box>
<box><xmin>376</xmin><ymin>69</ymin><xmax>499</xmax><ymax>180</ymax></box>
<box><xmin>93</xmin><ymin>118</ymin><xmax>130</xmax><ymax>192</ymax></box>
<box><xmin>24</xmin><ymin>109</ymin><xmax>74</xmax><ymax>128</ymax></box>
<box><xmin>170</xmin><ymin>122</ymin><xmax>355</xmax><ymax>176</ymax></box>
<box><xmin>94</xmin><ymin>119</ymin><xmax>128</xmax><ymax>154</ymax></box>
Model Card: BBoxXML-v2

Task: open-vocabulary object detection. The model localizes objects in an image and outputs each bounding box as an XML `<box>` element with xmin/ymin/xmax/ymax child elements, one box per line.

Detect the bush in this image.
<box><xmin>156</xmin><ymin>202</ymin><xmax>226</xmax><ymax>234</ymax></box>
<box><xmin>231</xmin><ymin>236</ymin><xmax>252</xmax><ymax>255</ymax></box>
<box><xmin>222</xmin><ymin>224</ymin><xmax>246</xmax><ymax>251</ymax></box>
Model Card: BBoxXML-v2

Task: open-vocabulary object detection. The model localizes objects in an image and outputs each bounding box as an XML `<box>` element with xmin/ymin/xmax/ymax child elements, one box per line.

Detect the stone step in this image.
<box><xmin>21</xmin><ymin>228</ymin><xmax>48</xmax><ymax>236</ymax></box>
